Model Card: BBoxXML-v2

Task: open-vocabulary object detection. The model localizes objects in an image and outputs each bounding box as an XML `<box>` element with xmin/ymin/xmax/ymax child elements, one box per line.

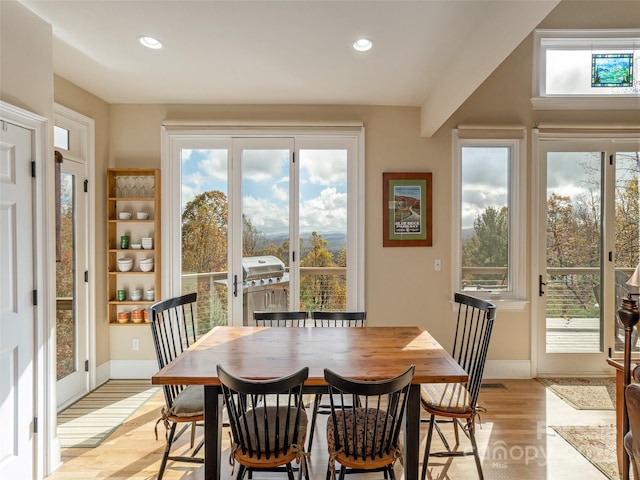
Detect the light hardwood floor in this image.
<box><xmin>48</xmin><ymin>379</ymin><xmax>615</xmax><ymax>480</ymax></box>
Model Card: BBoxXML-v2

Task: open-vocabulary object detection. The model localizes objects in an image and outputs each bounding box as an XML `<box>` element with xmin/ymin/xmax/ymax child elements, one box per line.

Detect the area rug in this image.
<box><xmin>551</xmin><ymin>425</ymin><xmax>618</xmax><ymax>480</ymax></box>
<box><xmin>57</xmin><ymin>379</ymin><xmax>159</xmax><ymax>448</ymax></box>
<box><xmin>537</xmin><ymin>377</ymin><xmax>616</xmax><ymax>410</ymax></box>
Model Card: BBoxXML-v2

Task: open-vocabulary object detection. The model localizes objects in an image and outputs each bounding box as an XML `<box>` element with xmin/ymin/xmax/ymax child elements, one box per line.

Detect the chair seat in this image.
<box><xmin>238</xmin><ymin>406</ymin><xmax>308</xmax><ymax>454</ymax></box>
<box><xmin>326</xmin><ymin>407</ymin><xmax>396</xmax><ymax>463</ymax></box>
<box><xmin>421</xmin><ymin>383</ymin><xmax>472</xmax><ymax>415</ymax></box>
<box><xmin>168</xmin><ymin>384</ymin><xmax>204</xmax><ymax>417</ymax></box>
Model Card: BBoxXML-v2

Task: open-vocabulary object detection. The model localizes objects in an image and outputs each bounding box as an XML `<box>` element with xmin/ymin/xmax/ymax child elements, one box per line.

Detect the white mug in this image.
<box><xmin>136</xmin><ymin>212</ymin><xmax>149</xmax><ymax>220</ymax></box>
<box><xmin>118</xmin><ymin>212</ymin><xmax>132</xmax><ymax>220</ymax></box>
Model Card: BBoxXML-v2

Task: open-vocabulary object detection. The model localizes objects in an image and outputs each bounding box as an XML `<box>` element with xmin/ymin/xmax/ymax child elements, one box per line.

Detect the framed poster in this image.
<box><xmin>383</xmin><ymin>172</ymin><xmax>432</xmax><ymax>247</ymax></box>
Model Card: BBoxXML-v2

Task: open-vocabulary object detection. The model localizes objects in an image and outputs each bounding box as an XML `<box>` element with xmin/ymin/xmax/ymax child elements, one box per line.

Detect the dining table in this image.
<box><xmin>151</xmin><ymin>325</ymin><xmax>468</xmax><ymax>480</ymax></box>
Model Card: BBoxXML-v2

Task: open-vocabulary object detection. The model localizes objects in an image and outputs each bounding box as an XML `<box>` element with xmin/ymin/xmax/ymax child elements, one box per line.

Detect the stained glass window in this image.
<box><xmin>591</xmin><ymin>53</ymin><xmax>633</xmax><ymax>87</ymax></box>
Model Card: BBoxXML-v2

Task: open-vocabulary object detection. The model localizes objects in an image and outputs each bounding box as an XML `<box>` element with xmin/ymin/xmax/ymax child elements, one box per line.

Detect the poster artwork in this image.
<box><xmin>393</xmin><ymin>185</ymin><xmax>422</xmax><ymax>234</ymax></box>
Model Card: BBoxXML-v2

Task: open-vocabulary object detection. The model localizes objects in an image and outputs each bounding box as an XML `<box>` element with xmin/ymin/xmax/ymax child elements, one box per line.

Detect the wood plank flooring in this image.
<box><xmin>47</xmin><ymin>379</ymin><xmax>615</xmax><ymax>480</ymax></box>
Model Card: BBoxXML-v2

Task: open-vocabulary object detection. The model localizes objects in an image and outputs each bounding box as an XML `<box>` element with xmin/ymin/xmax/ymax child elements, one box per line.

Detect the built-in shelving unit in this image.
<box><xmin>106</xmin><ymin>168</ymin><xmax>161</xmax><ymax>325</ymax></box>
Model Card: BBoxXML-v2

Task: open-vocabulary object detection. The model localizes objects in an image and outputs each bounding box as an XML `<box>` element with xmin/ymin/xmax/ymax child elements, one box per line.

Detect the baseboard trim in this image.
<box><xmin>483</xmin><ymin>360</ymin><xmax>532</xmax><ymax>379</ymax></box>
<box><xmin>108</xmin><ymin>360</ymin><xmax>159</xmax><ymax>379</ymax></box>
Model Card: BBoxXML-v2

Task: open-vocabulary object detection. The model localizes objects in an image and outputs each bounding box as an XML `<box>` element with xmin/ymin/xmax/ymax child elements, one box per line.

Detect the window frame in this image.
<box><xmin>452</xmin><ymin>128</ymin><xmax>527</xmax><ymax>309</ymax></box>
<box><xmin>532</xmin><ymin>29</ymin><xmax>640</xmax><ymax>110</ymax></box>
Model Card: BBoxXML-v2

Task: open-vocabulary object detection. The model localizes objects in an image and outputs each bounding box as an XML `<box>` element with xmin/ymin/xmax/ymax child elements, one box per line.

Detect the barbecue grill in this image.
<box><xmin>241</xmin><ymin>255</ymin><xmax>289</xmax><ymax>325</ymax></box>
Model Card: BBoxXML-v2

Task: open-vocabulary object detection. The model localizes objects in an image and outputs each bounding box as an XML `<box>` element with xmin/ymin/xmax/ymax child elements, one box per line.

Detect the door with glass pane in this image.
<box><xmin>56</xmin><ymin>157</ymin><xmax>89</xmax><ymax>407</ymax></box>
<box><xmin>180</xmin><ymin>143</ymin><xmax>231</xmax><ymax>334</ymax></box>
<box><xmin>233</xmin><ymin>139</ymin><xmax>294</xmax><ymax>325</ymax></box>
<box><xmin>537</xmin><ymin>139</ymin><xmax>639</xmax><ymax>374</ymax></box>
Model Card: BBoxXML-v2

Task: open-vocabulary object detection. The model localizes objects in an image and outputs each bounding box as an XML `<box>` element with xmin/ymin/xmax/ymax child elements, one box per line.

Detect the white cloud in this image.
<box><xmin>300</xmin><ymin>150</ymin><xmax>347</xmax><ymax>186</ymax></box>
<box><xmin>299</xmin><ymin>187</ymin><xmax>347</xmax><ymax>232</ymax></box>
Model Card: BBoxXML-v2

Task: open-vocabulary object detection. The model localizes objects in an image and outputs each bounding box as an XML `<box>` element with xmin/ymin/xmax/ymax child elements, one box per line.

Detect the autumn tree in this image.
<box><xmin>181</xmin><ymin>190</ymin><xmax>228</xmax><ymax>273</ymax></box>
<box><xmin>181</xmin><ymin>191</ymin><xmax>229</xmax><ymax>331</ymax></box>
<box><xmin>300</xmin><ymin>232</ymin><xmax>344</xmax><ymax>310</ymax></box>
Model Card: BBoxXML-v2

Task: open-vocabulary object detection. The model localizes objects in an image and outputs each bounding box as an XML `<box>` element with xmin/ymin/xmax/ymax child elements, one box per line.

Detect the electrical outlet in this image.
<box><xmin>434</xmin><ymin>259</ymin><xmax>441</xmax><ymax>271</ymax></box>
<box><xmin>132</xmin><ymin>338</ymin><xmax>139</xmax><ymax>351</ymax></box>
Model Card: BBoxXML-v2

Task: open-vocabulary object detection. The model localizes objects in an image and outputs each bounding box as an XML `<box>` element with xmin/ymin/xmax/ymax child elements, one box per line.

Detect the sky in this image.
<box><xmin>181</xmin><ymin>147</ymin><xmax>347</xmax><ymax>237</ymax></box>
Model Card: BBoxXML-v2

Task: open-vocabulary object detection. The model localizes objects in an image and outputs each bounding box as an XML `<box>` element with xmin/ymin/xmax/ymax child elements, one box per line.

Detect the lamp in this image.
<box><xmin>620</xmin><ymin>262</ymin><xmax>640</xmax><ymax>480</ymax></box>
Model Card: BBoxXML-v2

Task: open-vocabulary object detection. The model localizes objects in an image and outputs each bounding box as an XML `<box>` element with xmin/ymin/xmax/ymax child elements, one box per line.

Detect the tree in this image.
<box><xmin>462</xmin><ymin>206</ymin><xmax>508</xmax><ymax>267</ymax></box>
<box><xmin>300</xmin><ymin>232</ymin><xmax>344</xmax><ymax>310</ymax></box>
<box><xmin>181</xmin><ymin>191</ymin><xmax>228</xmax><ymax>273</ymax></box>
<box><xmin>242</xmin><ymin>215</ymin><xmax>267</xmax><ymax>257</ymax></box>
<box><xmin>181</xmin><ymin>191</ymin><xmax>229</xmax><ymax>332</ymax></box>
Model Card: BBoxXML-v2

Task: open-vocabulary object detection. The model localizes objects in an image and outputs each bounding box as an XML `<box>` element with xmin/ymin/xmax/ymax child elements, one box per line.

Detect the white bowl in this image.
<box><xmin>140</xmin><ymin>262</ymin><xmax>154</xmax><ymax>272</ymax></box>
<box><xmin>130</xmin><ymin>243</ymin><xmax>142</xmax><ymax>249</ymax></box>
<box><xmin>139</xmin><ymin>258</ymin><xmax>154</xmax><ymax>264</ymax></box>
<box><xmin>117</xmin><ymin>262</ymin><xmax>133</xmax><ymax>272</ymax></box>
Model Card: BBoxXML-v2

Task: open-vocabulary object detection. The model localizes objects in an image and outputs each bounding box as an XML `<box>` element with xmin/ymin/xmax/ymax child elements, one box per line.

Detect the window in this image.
<box><xmin>452</xmin><ymin>128</ymin><xmax>526</xmax><ymax>306</ymax></box>
<box><xmin>532</xmin><ymin>29</ymin><xmax>640</xmax><ymax>110</ymax></box>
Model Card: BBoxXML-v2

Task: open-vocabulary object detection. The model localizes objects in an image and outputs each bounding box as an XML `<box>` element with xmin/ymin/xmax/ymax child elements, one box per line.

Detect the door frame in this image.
<box><xmin>0</xmin><ymin>101</ymin><xmax>55</xmax><ymax>478</ymax></box>
<box><xmin>532</xmin><ymin>128</ymin><xmax>640</xmax><ymax>376</ymax></box>
<box><xmin>53</xmin><ymin>103</ymin><xmax>96</xmax><ymax>410</ymax></box>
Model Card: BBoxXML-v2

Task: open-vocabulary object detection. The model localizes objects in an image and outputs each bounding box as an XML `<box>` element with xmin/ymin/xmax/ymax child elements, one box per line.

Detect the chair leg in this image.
<box><xmin>287</xmin><ymin>462</ymin><xmax>295</xmax><ymax>480</ymax></box>
<box><xmin>468</xmin><ymin>420</ymin><xmax>484</xmax><ymax>480</ymax></box>
<box><xmin>190</xmin><ymin>421</ymin><xmax>196</xmax><ymax>448</ymax></box>
<box><xmin>308</xmin><ymin>393</ymin><xmax>321</xmax><ymax>452</ymax></box>
<box><xmin>157</xmin><ymin>422</ymin><xmax>178</xmax><ymax>480</ymax></box>
<box><xmin>421</xmin><ymin>414</ymin><xmax>435</xmax><ymax>480</ymax></box>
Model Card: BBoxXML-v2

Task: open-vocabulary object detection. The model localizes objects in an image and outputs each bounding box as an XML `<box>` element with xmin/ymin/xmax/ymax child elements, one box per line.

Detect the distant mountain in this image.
<box><xmin>265</xmin><ymin>231</ymin><xmax>347</xmax><ymax>255</ymax></box>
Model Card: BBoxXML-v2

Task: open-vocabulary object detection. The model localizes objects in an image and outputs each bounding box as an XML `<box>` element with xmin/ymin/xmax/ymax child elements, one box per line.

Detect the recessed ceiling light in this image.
<box><xmin>138</xmin><ymin>36</ymin><xmax>163</xmax><ymax>50</ymax></box>
<box><xmin>353</xmin><ymin>38</ymin><xmax>373</xmax><ymax>52</ymax></box>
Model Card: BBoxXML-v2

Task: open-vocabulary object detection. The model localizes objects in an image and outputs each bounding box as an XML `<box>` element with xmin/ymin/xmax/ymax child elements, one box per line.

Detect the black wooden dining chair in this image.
<box><xmin>311</xmin><ymin>311</ymin><xmax>366</xmax><ymax>327</ymax></box>
<box><xmin>307</xmin><ymin>311</ymin><xmax>366</xmax><ymax>452</ymax></box>
<box><xmin>254</xmin><ymin>310</ymin><xmax>308</xmax><ymax>327</ymax></box>
<box><xmin>324</xmin><ymin>364</ymin><xmax>415</xmax><ymax>480</ymax></box>
<box><xmin>217</xmin><ymin>364</ymin><xmax>310</xmax><ymax>480</ymax></box>
<box><xmin>420</xmin><ymin>292</ymin><xmax>497</xmax><ymax>480</ymax></box>
<box><xmin>149</xmin><ymin>292</ymin><xmax>204</xmax><ymax>480</ymax></box>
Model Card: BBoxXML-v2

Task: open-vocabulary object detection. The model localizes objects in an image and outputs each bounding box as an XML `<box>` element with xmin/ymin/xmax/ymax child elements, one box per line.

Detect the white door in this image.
<box><xmin>0</xmin><ymin>120</ymin><xmax>35</xmax><ymax>478</ymax></box>
<box><xmin>536</xmin><ymin>134</ymin><xmax>640</xmax><ymax>374</ymax></box>
<box><xmin>55</xmin><ymin>157</ymin><xmax>89</xmax><ymax>408</ymax></box>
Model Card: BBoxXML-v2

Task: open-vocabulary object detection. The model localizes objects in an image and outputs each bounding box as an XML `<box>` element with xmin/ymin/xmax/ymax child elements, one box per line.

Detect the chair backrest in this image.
<box><xmin>149</xmin><ymin>292</ymin><xmax>198</xmax><ymax>408</ymax></box>
<box><xmin>254</xmin><ymin>310</ymin><xmax>308</xmax><ymax>327</ymax></box>
<box><xmin>311</xmin><ymin>310</ymin><xmax>366</xmax><ymax>327</ymax></box>
<box><xmin>324</xmin><ymin>365</ymin><xmax>414</xmax><ymax>461</ymax></box>
<box><xmin>217</xmin><ymin>364</ymin><xmax>309</xmax><ymax>460</ymax></box>
<box><xmin>451</xmin><ymin>292</ymin><xmax>497</xmax><ymax>409</ymax></box>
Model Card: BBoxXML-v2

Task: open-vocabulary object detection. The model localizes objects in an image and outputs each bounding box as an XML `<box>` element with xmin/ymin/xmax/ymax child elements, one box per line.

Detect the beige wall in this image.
<box><xmin>54</xmin><ymin>75</ymin><xmax>112</xmax><ymax>367</ymax></box>
<box><xmin>0</xmin><ymin>0</ymin><xmax>53</xmax><ymax>119</ymax></box>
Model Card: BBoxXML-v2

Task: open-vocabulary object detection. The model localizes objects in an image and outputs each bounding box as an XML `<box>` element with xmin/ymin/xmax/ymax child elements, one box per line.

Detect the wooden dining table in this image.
<box><xmin>151</xmin><ymin>325</ymin><xmax>468</xmax><ymax>480</ymax></box>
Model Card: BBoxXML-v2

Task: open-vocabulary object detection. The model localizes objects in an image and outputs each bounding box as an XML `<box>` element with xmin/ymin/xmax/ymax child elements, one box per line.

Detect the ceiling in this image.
<box><xmin>20</xmin><ymin>0</ymin><xmax>560</xmax><ymax>136</ymax></box>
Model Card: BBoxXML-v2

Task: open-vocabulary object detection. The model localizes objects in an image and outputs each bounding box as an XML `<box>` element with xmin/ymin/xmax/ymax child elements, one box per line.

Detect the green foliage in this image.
<box><xmin>462</xmin><ymin>206</ymin><xmax>508</xmax><ymax>268</ymax></box>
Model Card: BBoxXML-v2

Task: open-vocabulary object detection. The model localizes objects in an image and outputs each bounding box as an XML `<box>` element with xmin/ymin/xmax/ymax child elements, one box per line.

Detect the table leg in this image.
<box><xmin>204</xmin><ymin>386</ymin><xmax>222</xmax><ymax>480</ymax></box>
<box><xmin>405</xmin><ymin>385</ymin><xmax>420</xmax><ymax>480</ymax></box>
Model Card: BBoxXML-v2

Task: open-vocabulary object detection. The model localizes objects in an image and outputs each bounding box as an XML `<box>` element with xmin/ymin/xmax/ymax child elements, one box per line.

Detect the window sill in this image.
<box><xmin>531</xmin><ymin>96</ymin><xmax>640</xmax><ymax>110</ymax></box>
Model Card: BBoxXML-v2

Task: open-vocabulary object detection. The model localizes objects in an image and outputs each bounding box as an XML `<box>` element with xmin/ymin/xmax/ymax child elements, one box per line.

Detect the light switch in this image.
<box><xmin>435</xmin><ymin>259</ymin><xmax>441</xmax><ymax>271</ymax></box>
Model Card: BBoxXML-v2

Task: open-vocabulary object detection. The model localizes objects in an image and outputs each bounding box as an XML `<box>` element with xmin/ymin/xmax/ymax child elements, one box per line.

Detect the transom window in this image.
<box><xmin>532</xmin><ymin>29</ymin><xmax>640</xmax><ymax>110</ymax></box>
